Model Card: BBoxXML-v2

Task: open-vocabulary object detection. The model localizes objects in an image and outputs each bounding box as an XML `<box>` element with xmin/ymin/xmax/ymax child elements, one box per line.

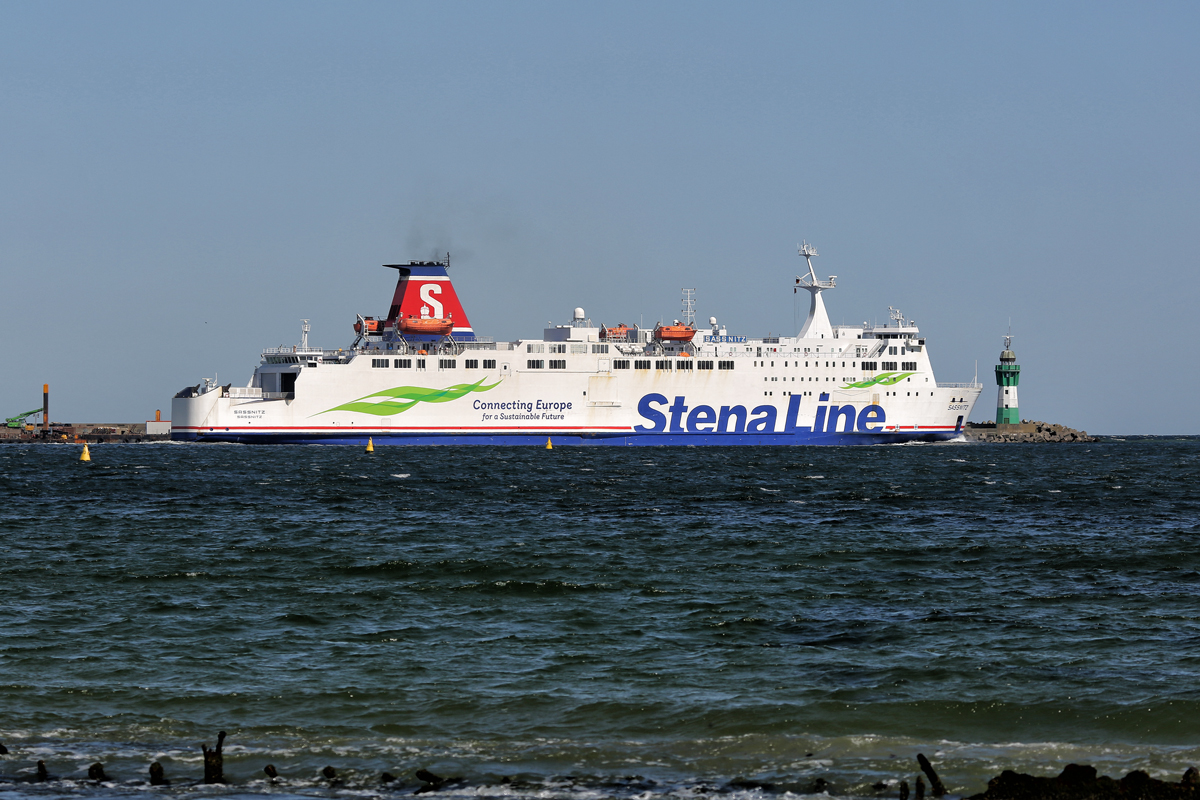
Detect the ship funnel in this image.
<box><xmin>382</xmin><ymin>256</ymin><xmax>474</xmax><ymax>340</ymax></box>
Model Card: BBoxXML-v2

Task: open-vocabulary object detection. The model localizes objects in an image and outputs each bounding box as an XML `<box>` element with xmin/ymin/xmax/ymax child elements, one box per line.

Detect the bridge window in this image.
<box><xmin>439</xmin><ymin>359</ymin><xmax>457</xmax><ymax>369</ymax></box>
<box><xmin>527</xmin><ymin>359</ymin><xmax>545</xmax><ymax>369</ymax></box>
<box><xmin>371</xmin><ymin>358</ymin><xmax>389</xmax><ymax>368</ymax></box>
<box><xmin>549</xmin><ymin>359</ymin><xmax>566</xmax><ymax>369</ymax></box>
<box><xmin>902</xmin><ymin>361</ymin><xmax>917</xmax><ymax>371</ymax></box>
<box><xmin>862</xmin><ymin>362</ymin><xmax>877</xmax><ymax>371</ymax></box>
<box><xmin>882</xmin><ymin>361</ymin><xmax>897</xmax><ymax>371</ymax></box>
<box><xmin>464</xmin><ymin>359</ymin><xmax>479</xmax><ymax>369</ymax></box>
<box><xmin>677</xmin><ymin>360</ymin><xmax>693</xmax><ymax>370</ymax></box>
<box><xmin>483</xmin><ymin>359</ymin><xmax>497</xmax><ymax>369</ymax></box>
<box><xmin>614</xmin><ymin>360</ymin><xmax>630</xmax><ymax>369</ymax></box>
<box><xmin>549</xmin><ymin>343</ymin><xmax>567</xmax><ymax>354</ymax></box>
<box><xmin>655</xmin><ymin>360</ymin><xmax>672</xmax><ymax>370</ymax></box>
<box><xmin>591</xmin><ymin>344</ymin><xmax>609</xmax><ymax>353</ymax></box>
<box><xmin>634</xmin><ymin>360</ymin><xmax>651</xmax><ymax>369</ymax></box>
<box><xmin>394</xmin><ymin>358</ymin><xmax>412</xmax><ymax>369</ymax></box>
<box><xmin>718</xmin><ymin>361</ymin><xmax>734</xmax><ymax>370</ymax></box>
<box><xmin>527</xmin><ymin>344</ymin><xmax>544</xmax><ymax>353</ymax></box>
<box><xmin>697</xmin><ymin>361</ymin><xmax>714</xmax><ymax>370</ymax></box>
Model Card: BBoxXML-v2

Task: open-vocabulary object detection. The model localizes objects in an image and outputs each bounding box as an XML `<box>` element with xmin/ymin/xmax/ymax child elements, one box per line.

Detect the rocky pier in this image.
<box><xmin>964</xmin><ymin>420</ymin><xmax>1097</xmax><ymax>443</ymax></box>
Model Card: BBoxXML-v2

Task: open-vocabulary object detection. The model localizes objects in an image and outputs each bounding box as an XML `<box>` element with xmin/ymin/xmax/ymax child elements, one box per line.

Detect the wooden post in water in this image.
<box><xmin>917</xmin><ymin>753</ymin><xmax>946</xmax><ymax>797</ymax></box>
<box><xmin>202</xmin><ymin>731</ymin><xmax>226</xmax><ymax>784</ymax></box>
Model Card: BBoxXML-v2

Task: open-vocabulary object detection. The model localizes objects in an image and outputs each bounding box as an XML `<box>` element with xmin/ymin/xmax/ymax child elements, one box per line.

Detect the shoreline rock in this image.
<box><xmin>967</xmin><ymin>764</ymin><xmax>1199</xmax><ymax>800</ymax></box>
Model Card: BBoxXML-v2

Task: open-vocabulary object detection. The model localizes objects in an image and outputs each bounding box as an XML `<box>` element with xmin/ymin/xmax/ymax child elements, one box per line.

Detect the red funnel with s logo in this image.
<box><xmin>383</xmin><ymin>260</ymin><xmax>475</xmax><ymax>340</ymax></box>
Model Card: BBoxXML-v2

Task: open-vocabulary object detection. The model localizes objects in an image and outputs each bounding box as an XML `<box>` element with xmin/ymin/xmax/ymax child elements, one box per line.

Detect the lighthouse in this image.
<box><xmin>995</xmin><ymin>334</ymin><xmax>1020</xmax><ymax>425</ymax></box>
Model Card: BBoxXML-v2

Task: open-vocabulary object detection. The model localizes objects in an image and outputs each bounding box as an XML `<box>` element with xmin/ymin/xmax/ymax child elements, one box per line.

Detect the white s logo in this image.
<box><xmin>419</xmin><ymin>284</ymin><xmax>444</xmax><ymax>318</ymax></box>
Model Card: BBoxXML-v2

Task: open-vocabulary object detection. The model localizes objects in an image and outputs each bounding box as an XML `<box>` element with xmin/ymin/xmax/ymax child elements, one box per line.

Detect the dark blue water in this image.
<box><xmin>1</xmin><ymin>439</ymin><xmax>1198</xmax><ymax>799</ymax></box>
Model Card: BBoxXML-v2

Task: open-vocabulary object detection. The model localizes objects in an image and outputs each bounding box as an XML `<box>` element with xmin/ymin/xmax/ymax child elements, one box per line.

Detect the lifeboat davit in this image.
<box><xmin>397</xmin><ymin>315</ymin><xmax>454</xmax><ymax>336</ymax></box>
<box><xmin>353</xmin><ymin>317</ymin><xmax>384</xmax><ymax>335</ymax></box>
<box><xmin>600</xmin><ymin>324</ymin><xmax>634</xmax><ymax>340</ymax></box>
<box><xmin>653</xmin><ymin>323</ymin><xmax>696</xmax><ymax>342</ymax></box>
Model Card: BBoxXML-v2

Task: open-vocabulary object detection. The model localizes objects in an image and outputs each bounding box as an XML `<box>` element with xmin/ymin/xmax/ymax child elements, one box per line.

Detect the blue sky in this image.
<box><xmin>2</xmin><ymin>2</ymin><xmax>1196</xmax><ymax>433</ymax></box>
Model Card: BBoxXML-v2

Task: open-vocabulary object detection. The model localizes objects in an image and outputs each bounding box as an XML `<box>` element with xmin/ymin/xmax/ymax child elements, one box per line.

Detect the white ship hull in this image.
<box><xmin>172</xmin><ymin>251</ymin><xmax>981</xmax><ymax>446</ymax></box>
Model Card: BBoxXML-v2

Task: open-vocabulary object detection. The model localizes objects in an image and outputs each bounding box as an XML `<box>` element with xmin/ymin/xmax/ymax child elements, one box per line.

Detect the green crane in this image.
<box><xmin>5</xmin><ymin>409</ymin><xmax>42</xmax><ymax>428</ymax></box>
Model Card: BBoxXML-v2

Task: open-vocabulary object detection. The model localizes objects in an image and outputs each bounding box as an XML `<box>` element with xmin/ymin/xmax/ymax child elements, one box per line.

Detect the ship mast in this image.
<box><xmin>794</xmin><ymin>241</ymin><xmax>836</xmax><ymax>339</ymax></box>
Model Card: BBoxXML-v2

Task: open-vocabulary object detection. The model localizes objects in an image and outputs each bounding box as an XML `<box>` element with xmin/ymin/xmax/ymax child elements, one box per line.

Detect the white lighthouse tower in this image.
<box><xmin>995</xmin><ymin>334</ymin><xmax>1021</xmax><ymax>425</ymax></box>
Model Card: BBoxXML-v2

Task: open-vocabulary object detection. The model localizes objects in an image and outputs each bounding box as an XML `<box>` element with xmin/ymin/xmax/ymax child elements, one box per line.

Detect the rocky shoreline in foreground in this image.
<box><xmin>3</xmin><ymin>739</ymin><xmax>1197</xmax><ymax>800</ymax></box>
<box><xmin>967</xmin><ymin>764</ymin><xmax>1198</xmax><ymax>800</ymax></box>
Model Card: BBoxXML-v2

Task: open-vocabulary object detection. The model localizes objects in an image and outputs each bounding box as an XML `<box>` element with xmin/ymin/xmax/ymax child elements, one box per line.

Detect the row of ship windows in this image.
<box><xmin>761</xmin><ymin>390</ymin><xmax>935</xmax><ymax>397</ymax></box>
<box><xmin>527</xmin><ymin>344</ymin><xmax>610</xmax><ymax>354</ymax></box>
<box><xmin>753</xmin><ymin>360</ymin><xmax>918</xmax><ymax>371</ymax></box>
<box><xmin>371</xmin><ymin>356</ymin><xmax>918</xmax><ymax>373</ymax></box>
<box><xmin>371</xmin><ymin>358</ymin><xmax>498</xmax><ymax>369</ymax></box>
<box><xmin>524</xmin><ymin>359</ymin><xmax>736</xmax><ymax>370</ymax></box>
<box><xmin>616</xmin><ymin>360</ymin><xmax>734</xmax><ymax>370</ymax></box>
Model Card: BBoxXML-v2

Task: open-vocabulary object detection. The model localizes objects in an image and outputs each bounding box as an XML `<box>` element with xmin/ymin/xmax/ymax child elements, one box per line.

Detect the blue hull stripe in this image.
<box><xmin>173</xmin><ymin>430</ymin><xmax>959</xmax><ymax>446</ymax></box>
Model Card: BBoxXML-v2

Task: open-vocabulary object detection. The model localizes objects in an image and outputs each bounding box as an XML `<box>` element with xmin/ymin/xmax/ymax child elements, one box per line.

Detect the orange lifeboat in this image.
<box><xmin>397</xmin><ymin>315</ymin><xmax>454</xmax><ymax>335</ymax></box>
<box><xmin>600</xmin><ymin>324</ymin><xmax>634</xmax><ymax>340</ymax></box>
<box><xmin>653</xmin><ymin>323</ymin><xmax>696</xmax><ymax>342</ymax></box>
<box><xmin>353</xmin><ymin>317</ymin><xmax>385</xmax><ymax>335</ymax></box>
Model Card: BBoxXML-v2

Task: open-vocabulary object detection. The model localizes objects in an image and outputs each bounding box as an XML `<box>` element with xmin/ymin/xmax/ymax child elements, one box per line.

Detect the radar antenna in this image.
<box><xmin>681</xmin><ymin>288</ymin><xmax>696</xmax><ymax>327</ymax></box>
<box><xmin>795</xmin><ymin>241</ymin><xmax>835</xmax><ymax>290</ymax></box>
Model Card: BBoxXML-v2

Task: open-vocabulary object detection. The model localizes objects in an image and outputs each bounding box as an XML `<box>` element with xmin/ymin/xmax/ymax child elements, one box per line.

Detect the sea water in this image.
<box><xmin>1</xmin><ymin>439</ymin><xmax>1198</xmax><ymax>799</ymax></box>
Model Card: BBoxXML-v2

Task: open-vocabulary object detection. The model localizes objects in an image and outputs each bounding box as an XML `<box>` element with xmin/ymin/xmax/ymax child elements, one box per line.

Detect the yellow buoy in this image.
<box><xmin>365</xmin><ymin>437</ymin><xmax>374</xmax><ymax>453</ymax></box>
<box><xmin>546</xmin><ymin>437</ymin><xmax>552</xmax><ymax>450</ymax></box>
<box><xmin>80</xmin><ymin>443</ymin><xmax>91</xmax><ymax>462</ymax></box>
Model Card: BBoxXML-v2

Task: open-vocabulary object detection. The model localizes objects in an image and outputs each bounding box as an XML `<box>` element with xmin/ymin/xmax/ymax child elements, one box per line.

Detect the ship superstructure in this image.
<box><xmin>172</xmin><ymin>247</ymin><xmax>982</xmax><ymax>445</ymax></box>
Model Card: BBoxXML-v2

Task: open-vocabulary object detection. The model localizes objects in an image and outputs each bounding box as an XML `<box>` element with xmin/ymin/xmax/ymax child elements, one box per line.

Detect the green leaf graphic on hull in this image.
<box><xmin>840</xmin><ymin>372</ymin><xmax>915</xmax><ymax>389</ymax></box>
<box><xmin>316</xmin><ymin>378</ymin><xmax>501</xmax><ymax>417</ymax></box>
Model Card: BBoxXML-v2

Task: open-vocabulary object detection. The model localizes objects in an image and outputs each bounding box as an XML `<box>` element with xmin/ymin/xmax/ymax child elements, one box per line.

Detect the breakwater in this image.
<box><xmin>0</xmin><ymin>422</ymin><xmax>169</xmax><ymax>443</ymax></box>
<box><xmin>963</xmin><ymin>420</ymin><xmax>1097</xmax><ymax>443</ymax></box>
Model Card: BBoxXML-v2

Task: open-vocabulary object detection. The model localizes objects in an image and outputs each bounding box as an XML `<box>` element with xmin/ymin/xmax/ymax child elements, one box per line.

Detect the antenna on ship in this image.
<box><xmin>681</xmin><ymin>288</ymin><xmax>696</xmax><ymax>328</ymax></box>
<box><xmin>795</xmin><ymin>241</ymin><xmax>834</xmax><ymax>290</ymax></box>
<box><xmin>300</xmin><ymin>319</ymin><xmax>310</xmax><ymax>350</ymax></box>
<box><xmin>794</xmin><ymin>240</ymin><xmax>836</xmax><ymax>339</ymax></box>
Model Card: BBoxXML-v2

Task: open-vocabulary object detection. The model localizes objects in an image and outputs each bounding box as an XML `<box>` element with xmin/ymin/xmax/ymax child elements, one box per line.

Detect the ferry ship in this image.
<box><xmin>171</xmin><ymin>244</ymin><xmax>982</xmax><ymax>445</ymax></box>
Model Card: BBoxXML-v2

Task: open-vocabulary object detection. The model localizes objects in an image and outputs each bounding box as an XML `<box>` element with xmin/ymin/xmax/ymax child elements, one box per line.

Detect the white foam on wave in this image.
<box><xmin>391</xmin><ymin>473</ymin><xmax>410</xmax><ymax>478</ymax></box>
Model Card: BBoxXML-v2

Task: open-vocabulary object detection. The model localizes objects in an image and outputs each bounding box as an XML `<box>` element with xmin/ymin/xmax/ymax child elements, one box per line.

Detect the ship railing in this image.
<box><xmin>261</xmin><ymin>392</ymin><xmax>295</xmax><ymax>400</ymax></box>
<box><xmin>261</xmin><ymin>345</ymin><xmax>350</xmax><ymax>357</ymax></box>
<box><xmin>458</xmin><ymin>339</ymin><xmax>499</xmax><ymax>350</ymax></box>
<box><xmin>936</xmin><ymin>382</ymin><xmax>983</xmax><ymax>389</ymax></box>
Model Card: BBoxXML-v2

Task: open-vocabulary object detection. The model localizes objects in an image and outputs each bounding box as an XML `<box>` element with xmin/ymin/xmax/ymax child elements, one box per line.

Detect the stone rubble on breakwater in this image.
<box><xmin>964</xmin><ymin>420</ymin><xmax>1097</xmax><ymax>443</ymax></box>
